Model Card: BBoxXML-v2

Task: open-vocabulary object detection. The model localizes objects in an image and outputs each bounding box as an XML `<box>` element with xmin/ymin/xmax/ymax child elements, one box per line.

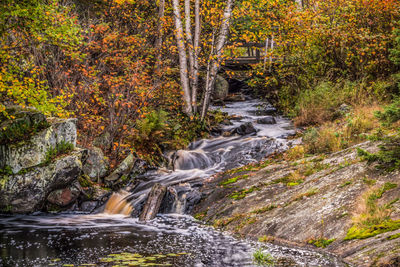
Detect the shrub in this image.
<box><xmin>253</xmin><ymin>249</ymin><xmax>274</xmax><ymax>266</ymax></box>
<box><xmin>303</xmin><ymin>126</ymin><xmax>342</xmax><ymax>154</ymax></box>
<box><xmin>374</xmin><ymin>97</ymin><xmax>400</xmax><ymax>126</ymax></box>
<box><xmin>44</xmin><ymin>141</ymin><xmax>74</xmax><ymax>164</ymax></box>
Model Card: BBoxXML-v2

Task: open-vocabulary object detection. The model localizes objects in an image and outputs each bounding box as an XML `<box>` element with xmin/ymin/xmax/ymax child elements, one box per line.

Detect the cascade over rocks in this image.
<box><xmin>231</xmin><ymin>122</ymin><xmax>257</xmax><ymax>135</ymax></box>
<box><xmin>257</xmin><ymin>116</ymin><xmax>277</xmax><ymax>124</ymax></box>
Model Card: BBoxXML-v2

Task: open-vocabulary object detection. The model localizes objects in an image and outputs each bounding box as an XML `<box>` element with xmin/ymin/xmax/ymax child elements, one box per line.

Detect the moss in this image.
<box><xmin>0</xmin><ymin>165</ymin><xmax>13</xmax><ymax>175</ymax></box>
<box><xmin>220</xmin><ymin>174</ymin><xmax>249</xmax><ymax>187</ymax></box>
<box><xmin>194</xmin><ymin>210</ymin><xmax>207</xmax><ymax>220</ymax></box>
<box><xmin>258</xmin><ymin>235</ymin><xmax>275</xmax><ymax>243</ymax></box>
<box><xmin>363</xmin><ymin>177</ymin><xmax>377</xmax><ymax>186</ymax></box>
<box><xmin>339</xmin><ymin>181</ymin><xmax>352</xmax><ymax>188</ymax></box>
<box><xmin>387</xmin><ymin>233</ymin><xmax>400</xmax><ymax>240</ymax></box>
<box><xmin>292</xmin><ymin>188</ymin><xmax>319</xmax><ymax>202</ymax></box>
<box><xmin>251</xmin><ymin>205</ymin><xmax>276</xmax><ymax>214</ymax></box>
<box><xmin>78</xmin><ymin>175</ymin><xmax>93</xmax><ymax>188</ymax></box>
<box><xmin>213</xmin><ymin>214</ymin><xmax>246</xmax><ymax>228</ymax></box>
<box><xmin>0</xmin><ymin>175</ymin><xmax>10</xmax><ymax>190</ymax></box>
<box><xmin>0</xmin><ymin>205</ymin><xmax>12</xmax><ymax>213</ymax></box>
<box><xmin>308</xmin><ymin>238</ymin><xmax>336</xmax><ymax>248</ymax></box>
<box><xmin>345</xmin><ymin>220</ymin><xmax>400</xmax><ymax>240</ymax></box>
<box><xmin>229</xmin><ymin>186</ymin><xmax>258</xmax><ymax>200</ymax></box>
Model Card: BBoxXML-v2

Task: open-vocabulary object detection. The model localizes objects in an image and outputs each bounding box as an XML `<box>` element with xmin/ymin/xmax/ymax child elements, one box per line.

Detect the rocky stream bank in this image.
<box><xmin>193</xmin><ymin>141</ymin><xmax>400</xmax><ymax>266</ymax></box>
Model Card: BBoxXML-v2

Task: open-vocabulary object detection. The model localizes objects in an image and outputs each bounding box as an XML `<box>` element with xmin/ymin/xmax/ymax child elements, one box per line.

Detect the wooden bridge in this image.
<box><xmin>223</xmin><ymin>37</ymin><xmax>276</xmax><ymax>70</ymax></box>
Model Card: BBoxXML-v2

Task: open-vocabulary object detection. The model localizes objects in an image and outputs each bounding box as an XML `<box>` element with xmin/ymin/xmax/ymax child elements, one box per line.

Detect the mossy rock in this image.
<box><xmin>0</xmin><ymin>106</ymin><xmax>50</xmax><ymax>145</ymax></box>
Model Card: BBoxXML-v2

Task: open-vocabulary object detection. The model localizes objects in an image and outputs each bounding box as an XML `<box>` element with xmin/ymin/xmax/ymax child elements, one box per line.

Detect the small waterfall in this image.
<box><xmin>173</xmin><ymin>150</ymin><xmax>213</xmax><ymax>170</ymax></box>
<box><xmin>103</xmin><ymin>191</ymin><xmax>133</xmax><ymax>215</ymax></box>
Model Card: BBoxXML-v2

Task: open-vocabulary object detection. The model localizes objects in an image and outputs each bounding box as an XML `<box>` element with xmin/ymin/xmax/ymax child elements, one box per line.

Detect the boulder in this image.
<box><xmin>105</xmin><ymin>154</ymin><xmax>148</xmax><ymax>185</ymax></box>
<box><xmin>225</xmin><ymin>93</ymin><xmax>246</xmax><ymax>102</ymax></box>
<box><xmin>82</xmin><ymin>147</ymin><xmax>109</xmax><ymax>182</ymax></box>
<box><xmin>105</xmin><ymin>153</ymin><xmax>135</xmax><ymax>182</ymax></box>
<box><xmin>47</xmin><ymin>181</ymin><xmax>81</xmax><ymax>207</ymax></box>
<box><xmin>0</xmin><ymin>150</ymin><xmax>83</xmax><ymax>213</ymax></box>
<box><xmin>231</xmin><ymin>122</ymin><xmax>257</xmax><ymax>136</ymax></box>
<box><xmin>0</xmin><ymin>117</ymin><xmax>77</xmax><ymax>174</ymax></box>
<box><xmin>256</xmin><ymin>116</ymin><xmax>277</xmax><ymax>125</ymax></box>
<box><xmin>212</xmin><ymin>75</ymin><xmax>229</xmax><ymax>100</ymax></box>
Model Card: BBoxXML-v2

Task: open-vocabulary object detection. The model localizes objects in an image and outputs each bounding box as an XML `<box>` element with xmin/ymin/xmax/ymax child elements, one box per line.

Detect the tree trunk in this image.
<box><xmin>139</xmin><ymin>183</ymin><xmax>167</xmax><ymax>221</ymax></box>
<box><xmin>185</xmin><ymin>0</ymin><xmax>195</xmax><ymax>85</ymax></box>
<box><xmin>154</xmin><ymin>0</ymin><xmax>165</xmax><ymax>95</ymax></box>
<box><xmin>172</xmin><ymin>0</ymin><xmax>193</xmax><ymax>115</ymax></box>
<box><xmin>191</xmin><ymin>0</ymin><xmax>201</xmax><ymax>113</ymax></box>
<box><xmin>201</xmin><ymin>0</ymin><xmax>234</xmax><ymax>120</ymax></box>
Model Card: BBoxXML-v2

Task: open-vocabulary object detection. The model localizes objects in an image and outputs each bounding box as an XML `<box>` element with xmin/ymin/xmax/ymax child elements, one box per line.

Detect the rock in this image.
<box><xmin>256</xmin><ymin>116</ymin><xmax>277</xmax><ymax>124</ymax></box>
<box><xmin>0</xmin><ymin>150</ymin><xmax>83</xmax><ymax>213</ymax></box>
<box><xmin>0</xmin><ymin>117</ymin><xmax>77</xmax><ymax>174</ymax></box>
<box><xmin>338</xmin><ymin>103</ymin><xmax>351</xmax><ymax>114</ymax></box>
<box><xmin>93</xmin><ymin>131</ymin><xmax>112</xmax><ymax>150</ymax></box>
<box><xmin>80</xmin><ymin>201</ymin><xmax>99</xmax><ymax>213</ymax></box>
<box><xmin>194</xmin><ymin>141</ymin><xmax>400</xmax><ymax>267</ymax></box>
<box><xmin>225</xmin><ymin>93</ymin><xmax>246</xmax><ymax>102</ymax></box>
<box><xmin>161</xmin><ymin>183</ymin><xmax>202</xmax><ymax>214</ymax></box>
<box><xmin>212</xmin><ymin>100</ymin><xmax>225</xmax><ymax>106</ymax></box>
<box><xmin>212</xmin><ymin>75</ymin><xmax>229</xmax><ymax>100</ymax></box>
<box><xmin>248</xmin><ymin>108</ymin><xmax>277</xmax><ymax>116</ymax></box>
<box><xmin>139</xmin><ymin>183</ymin><xmax>167</xmax><ymax>221</ymax></box>
<box><xmin>105</xmin><ymin>154</ymin><xmax>148</xmax><ymax>186</ymax></box>
<box><xmin>82</xmin><ymin>147</ymin><xmax>109</xmax><ymax>182</ymax></box>
<box><xmin>231</xmin><ymin>122</ymin><xmax>257</xmax><ymax>135</ymax></box>
<box><xmin>221</xmin><ymin>119</ymin><xmax>233</xmax><ymax>126</ymax></box>
<box><xmin>227</xmin><ymin>78</ymin><xmax>246</xmax><ymax>93</ymax></box>
<box><xmin>105</xmin><ymin>153</ymin><xmax>135</xmax><ymax>182</ymax></box>
<box><xmin>47</xmin><ymin>181</ymin><xmax>81</xmax><ymax>207</ymax></box>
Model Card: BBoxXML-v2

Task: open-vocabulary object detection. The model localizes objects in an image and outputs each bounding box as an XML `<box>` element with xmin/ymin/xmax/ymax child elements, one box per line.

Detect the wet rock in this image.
<box><xmin>139</xmin><ymin>183</ymin><xmax>167</xmax><ymax>221</ymax></box>
<box><xmin>221</xmin><ymin>119</ymin><xmax>233</xmax><ymax>126</ymax></box>
<box><xmin>47</xmin><ymin>181</ymin><xmax>81</xmax><ymax>207</ymax></box>
<box><xmin>80</xmin><ymin>201</ymin><xmax>98</xmax><ymax>213</ymax></box>
<box><xmin>212</xmin><ymin>100</ymin><xmax>225</xmax><ymax>106</ymax></box>
<box><xmin>82</xmin><ymin>147</ymin><xmax>109</xmax><ymax>182</ymax></box>
<box><xmin>161</xmin><ymin>183</ymin><xmax>202</xmax><ymax>214</ymax></box>
<box><xmin>232</xmin><ymin>122</ymin><xmax>257</xmax><ymax>135</ymax></box>
<box><xmin>257</xmin><ymin>116</ymin><xmax>277</xmax><ymax>125</ymax></box>
<box><xmin>225</xmin><ymin>93</ymin><xmax>246</xmax><ymax>102</ymax></box>
<box><xmin>248</xmin><ymin>108</ymin><xmax>277</xmax><ymax>116</ymax></box>
<box><xmin>0</xmin><ymin>150</ymin><xmax>83</xmax><ymax>213</ymax></box>
<box><xmin>212</xmin><ymin>75</ymin><xmax>229</xmax><ymax>100</ymax></box>
<box><xmin>0</xmin><ymin>117</ymin><xmax>77</xmax><ymax>174</ymax></box>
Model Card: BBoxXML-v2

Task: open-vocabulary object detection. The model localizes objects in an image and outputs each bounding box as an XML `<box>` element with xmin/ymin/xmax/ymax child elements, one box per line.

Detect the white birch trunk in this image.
<box><xmin>201</xmin><ymin>0</ymin><xmax>234</xmax><ymax>120</ymax></box>
<box><xmin>191</xmin><ymin>0</ymin><xmax>201</xmax><ymax>113</ymax></box>
<box><xmin>172</xmin><ymin>0</ymin><xmax>193</xmax><ymax>115</ymax></box>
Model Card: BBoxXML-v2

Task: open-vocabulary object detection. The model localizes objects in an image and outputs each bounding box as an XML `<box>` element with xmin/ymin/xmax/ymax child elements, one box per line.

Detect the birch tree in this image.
<box><xmin>172</xmin><ymin>0</ymin><xmax>193</xmax><ymax>115</ymax></box>
<box><xmin>201</xmin><ymin>0</ymin><xmax>234</xmax><ymax>120</ymax></box>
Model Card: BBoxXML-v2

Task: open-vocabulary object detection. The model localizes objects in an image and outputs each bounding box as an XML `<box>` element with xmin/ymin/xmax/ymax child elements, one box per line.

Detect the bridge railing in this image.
<box><xmin>225</xmin><ymin>37</ymin><xmax>277</xmax><ymax>71</ymax></box>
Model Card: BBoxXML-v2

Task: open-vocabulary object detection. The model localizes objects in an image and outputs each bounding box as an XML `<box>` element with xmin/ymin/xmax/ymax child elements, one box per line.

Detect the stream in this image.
<box><xmin>0</xmin><ymin>98</ymin><xmax>349</xmax><ymax>267</ymax></box>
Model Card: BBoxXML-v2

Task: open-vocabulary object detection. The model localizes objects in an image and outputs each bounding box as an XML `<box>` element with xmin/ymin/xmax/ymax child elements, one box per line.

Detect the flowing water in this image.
<box><xmin>0</xmin><ymin>99</ymin><xmax>349</xmax><ymax>267</ymax></box>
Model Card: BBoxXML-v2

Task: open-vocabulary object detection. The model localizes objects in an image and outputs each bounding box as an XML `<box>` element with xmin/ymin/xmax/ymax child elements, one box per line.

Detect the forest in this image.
<box><xmin>1</xmin><ymin>0</ymin><xmax>400</xmax><ymax>266</ymax></box>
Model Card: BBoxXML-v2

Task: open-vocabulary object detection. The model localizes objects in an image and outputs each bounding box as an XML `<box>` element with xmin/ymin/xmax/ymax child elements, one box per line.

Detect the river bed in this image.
<box><xmin>0</xmin><ymin>99</ymin><xmax>349</xmax><ymax>267</ymax></box>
